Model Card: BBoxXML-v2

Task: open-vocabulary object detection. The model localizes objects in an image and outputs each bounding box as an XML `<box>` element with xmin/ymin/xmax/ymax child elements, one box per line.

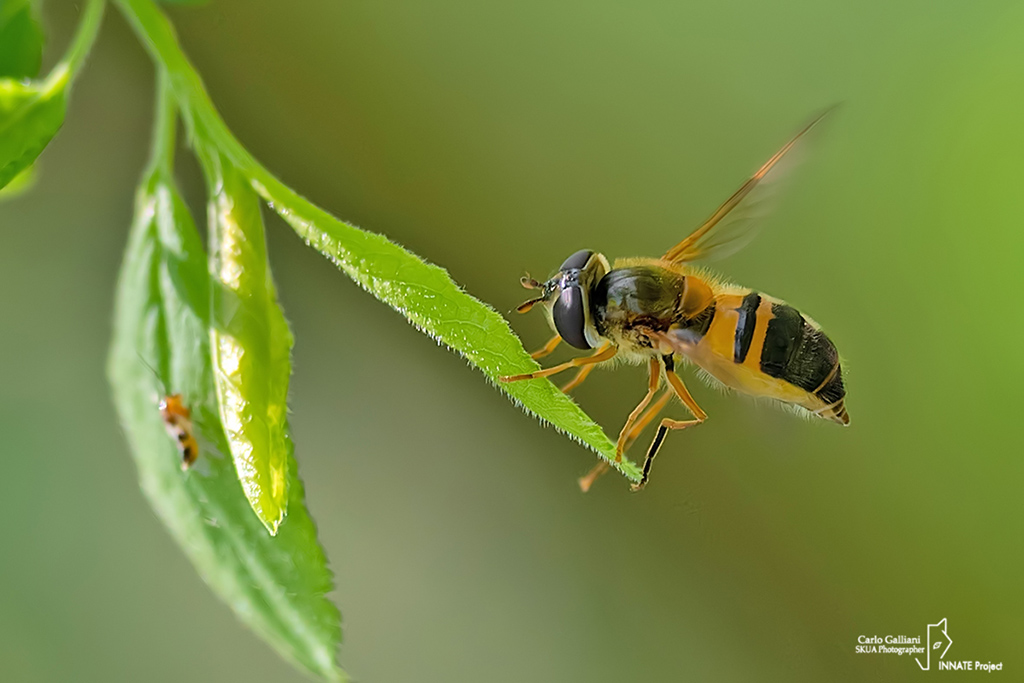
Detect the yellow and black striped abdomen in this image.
<box><xmin>677</xmin><ymin>290</ymin><xmax>848</xmax><ymax>425</ymax></box>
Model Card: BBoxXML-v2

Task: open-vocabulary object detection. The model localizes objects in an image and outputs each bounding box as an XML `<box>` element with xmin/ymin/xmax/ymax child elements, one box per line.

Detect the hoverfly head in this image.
<box><xmin>543</xmin><ymin>249</ymin><xmax>610</xmax><ymax>350</ymax></box>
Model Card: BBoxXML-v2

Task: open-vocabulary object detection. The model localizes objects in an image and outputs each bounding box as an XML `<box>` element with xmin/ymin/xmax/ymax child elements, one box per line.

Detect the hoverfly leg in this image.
<box><xmin>559</xmin><ymin>344</ymin><xmax>615</xmax><ymax>390</ymax></box>
<box><xmin>631</xmin><ymin>416</ymin><xmax>703</xmax><ymax>491</ymax></box>
<box><xmin>578</xmin><ymin>460</ymin><xmax>610</xmax><ymax>492</ymax></box>
<box><xmin>588</xmin><ymin>390</ymin><xmax>671</xmax><ymax>492</ymax></box>
<box><xmin>559</xmin><ymin>363</ymin><xmax>596</xmax><ymax>392</ymax></box>
<box><xmin>622</xmin><ymin>389</ymin><xmax>673</xmax><ymax>452</ymax></box>
<box><xmin>500</xmin><ymin>344</ymin><xmax>616</xmax><ymax>383</ymax></box>
<box><xmin>579</xmin><ymin>364</ymin><xmax>666</xmax><ymax>492</ymax></box>
<box><xmin>614</xmin><ymin>359</ymin><xmax>662</xmax><ymax>460</ymax></box>
<box><xmin>577</xmin><ymin>385</ymin><xmax>670</xmax><ymax>491</ymax></box>
<box><xmin>581</xmin><ymin>385</ymin><xmax>669</xmax><ymax>490</ymax></box>
<box><xmin>529</xmin><ymin>334</ymin><xmax>562</xmax><ymax>360</ymax></box>
<box><xmin>630</xmin><ymin>356</ymin><xmax>708</xmax><ymax>490</ymax></box>
<box><xmin>662</xmin><ymin>355</ymin><xmax>708</xmax><ymax>421</ymax></box>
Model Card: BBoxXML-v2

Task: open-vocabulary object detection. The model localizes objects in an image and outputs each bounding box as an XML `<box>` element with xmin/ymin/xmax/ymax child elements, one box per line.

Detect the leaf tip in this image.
<box><xmin>266</xmin><ymin>519</ymin><xmax>282</xmax><ymax>536</ymax></box>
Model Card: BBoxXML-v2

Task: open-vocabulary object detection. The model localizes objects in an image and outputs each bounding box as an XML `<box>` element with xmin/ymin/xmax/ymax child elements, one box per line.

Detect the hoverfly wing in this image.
<box><xmin>663</xmin><ymin>107</ymin><xmax>834</xmax><ymax>264</ymax></box>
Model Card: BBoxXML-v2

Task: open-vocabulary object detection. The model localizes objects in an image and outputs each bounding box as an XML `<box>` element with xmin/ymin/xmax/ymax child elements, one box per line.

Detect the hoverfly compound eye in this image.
<box><xmin>559</xmin><ymin>249</ymin><xmax>594</xmax><ymax>272</ymax></box>
<box><xmin>552</xmin><ymin>283</ymin><xmax>592</xmax><ymax>350</ymax></box>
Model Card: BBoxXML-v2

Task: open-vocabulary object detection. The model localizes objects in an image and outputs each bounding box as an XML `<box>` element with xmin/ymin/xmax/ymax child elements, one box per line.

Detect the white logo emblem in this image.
<box><xmin>915</xmin><ymin>617</ymin><xmax>952</xmax><ymax>671</ymax></box>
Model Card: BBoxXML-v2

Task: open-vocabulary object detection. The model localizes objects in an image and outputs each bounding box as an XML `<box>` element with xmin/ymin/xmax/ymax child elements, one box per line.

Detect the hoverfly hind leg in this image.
<box><xmin>630</xmin><ymin>356</ymin><xmax>707</xmax><ymax>490</ymax></box>
<box><xmin>580</xmin><ymin>388</ymin><xmax>677</xmax><ymax>493</ymax></box>
<box><xmin>662</xmin><ymin>355</ymin><xmax>708</xmax><ymax>421</ymax></box>
<box><xmin>631</xmin><ymin>416</ymin><xmax>702</xmax><ymax>491</ymax></box>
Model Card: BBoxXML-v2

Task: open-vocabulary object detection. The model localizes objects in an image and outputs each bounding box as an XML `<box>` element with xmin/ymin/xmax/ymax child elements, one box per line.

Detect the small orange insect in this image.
<box><xmin>158</xmin><ymin>394</ymin><xmax>199</xmax><ymax>470</ymax></box>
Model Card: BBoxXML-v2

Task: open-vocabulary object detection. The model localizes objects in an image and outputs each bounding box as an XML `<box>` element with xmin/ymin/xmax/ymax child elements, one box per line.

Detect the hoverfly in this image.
<box><xmin>501</xmin><ymin>111</ymin><xmax>847</xmax><ymax>492</ymax></box>
<box><xmin>159</xmin><ymin>394</ymin><xmax>199</xmax><ymax>470</ymax></box>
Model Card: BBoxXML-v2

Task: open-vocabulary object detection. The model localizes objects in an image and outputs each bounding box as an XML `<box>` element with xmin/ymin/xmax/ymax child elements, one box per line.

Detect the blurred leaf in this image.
<box><xmin>0</xmin><ymin>76</ymin><xmax>65</xmax><ymax>190</ymax></box>
<box><xmin>0</xmin><ymin>0</ymin><xmax>103</xmax><ymax>190</ymax></box>
<box><xmin>0</xmin><ymin>0</ymin><xmax>44</xmax><ymax>79</ymax></box>
<box><xmin>108</xmin><ymin>80</ymin><xmax>345</xmax><ymax>679</ymax></box>
<box><xmin>202</xmin><ymin>149</ymin><xmax>294</xmax><ymax>534</ymax></box>
<box><xmin>0</xmin><ymin>161</ymin><xmax>35</xmax><ymax>200</ymax></box>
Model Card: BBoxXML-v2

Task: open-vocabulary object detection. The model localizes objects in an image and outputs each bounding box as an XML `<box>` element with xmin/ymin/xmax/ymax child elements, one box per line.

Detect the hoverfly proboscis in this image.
<box><xmin>501</xmin><ymin>110</ymin><xmax>848</xmax><ymax>492</ymax></box>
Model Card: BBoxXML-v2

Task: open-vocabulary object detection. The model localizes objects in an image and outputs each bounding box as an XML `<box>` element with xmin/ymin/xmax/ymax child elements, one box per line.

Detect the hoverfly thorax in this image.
<box><xmin>517</xmin><ymin>249</ymin><xmax>610</xmax><ymax>350</ymax></box>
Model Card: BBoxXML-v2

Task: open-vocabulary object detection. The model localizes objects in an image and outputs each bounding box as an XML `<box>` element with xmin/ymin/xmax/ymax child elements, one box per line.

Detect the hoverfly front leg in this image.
<box><xmin>529</xmin><ymin>334</ymin><xmax>562</xmax><ymax>360</ymax></box>
<box><xmin>500</xmin><ymin>343</ymin><xmax>616</xmax><ymax>383</ymax></box>
<box><xmin>556</xmin><ymin>343</ymin><xmax>613</xmax><ymax>392</ymax></box>
<box><xmin>559</xmin><ymin>363</ymin><xmax>597</xmax><ymax>393</ymax></box>
<box><xmin>526</xmin><ymin>337</ymin><xmax>605</xmax><ymax>392</ymax></box>
<box><xmin>631</xmin><ymin>355</ymin><xmax>707</xmax><ymax>491</ymax></box>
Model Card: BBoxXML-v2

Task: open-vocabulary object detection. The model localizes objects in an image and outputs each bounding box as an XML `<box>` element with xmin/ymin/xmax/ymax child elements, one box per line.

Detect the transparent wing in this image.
<box><xmin>663</xmin><ymin>107</ymin><xmax>833</xmax><ymax>264</ymax></box>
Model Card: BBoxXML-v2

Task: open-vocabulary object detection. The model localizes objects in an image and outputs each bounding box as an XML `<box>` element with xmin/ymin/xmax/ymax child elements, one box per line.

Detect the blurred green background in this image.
<box><xmin>2</xmin><ymin>1</ymin><xmax>1022</xmax><ymax>681</ymax></box>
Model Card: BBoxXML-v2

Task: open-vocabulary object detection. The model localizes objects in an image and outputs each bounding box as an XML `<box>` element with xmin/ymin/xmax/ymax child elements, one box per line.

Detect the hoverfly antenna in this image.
<box><xmin>516</xmin><ymin>296</ymin><xmax>545</xmax><ymax>314</ymax></box>
<box><xmin>520</xmin><ymin>274</ymin><xmax>543</xmax><ymax>290</ymax></box>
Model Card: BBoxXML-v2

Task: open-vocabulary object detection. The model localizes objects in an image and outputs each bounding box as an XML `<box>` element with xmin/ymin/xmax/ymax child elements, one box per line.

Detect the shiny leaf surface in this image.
<box><xmin>108</xmin><ymin>130</ymin><xmax>344</xmax><ymax>680</ymax></box>
<box><xmin>202</xmin><ymin>150</ymin><xmax>295</xmax><ymax>534</ymax></box>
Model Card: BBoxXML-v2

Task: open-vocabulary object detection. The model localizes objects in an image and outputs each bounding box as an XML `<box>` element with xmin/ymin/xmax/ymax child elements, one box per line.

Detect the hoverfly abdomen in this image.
<box><xmin>733</xmin><ymin>292</ymin><xmax>762</xmax><ymax>362</ymax></box>
<box><xmin>759</xmin><ymin>302</ymin><xmax>848</xmax><ymax>424</ymax></box>
<box><xmin>665</xmin><ymin>291</ymin><xmax>849</xmax><ymax>425</ymax></box>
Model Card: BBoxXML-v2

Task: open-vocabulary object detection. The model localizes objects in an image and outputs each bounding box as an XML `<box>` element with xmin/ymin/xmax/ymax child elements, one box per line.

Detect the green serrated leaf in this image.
<box><xmin>200</xmin><ymin>149</ymin><xmax>294</xmax><ymax>534</ymax></box>
<box><xmin>257</xmin><ymin>180</ymin><xmax>640</xmax><ymax>481</ymax></box>
<box><xmin>108</xmin><ymin>79</ymin><xmax>344</xmax><ymax>679</ymax></box>
<box><xmin>116</xmin><ymin>0</ymin><xmax>639</xmax><ymax>482</ymax></box>
<box><xmin>0</xmin><ymin>0</ymin><xmax>44</xmax><ymax>79</ymax></box>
